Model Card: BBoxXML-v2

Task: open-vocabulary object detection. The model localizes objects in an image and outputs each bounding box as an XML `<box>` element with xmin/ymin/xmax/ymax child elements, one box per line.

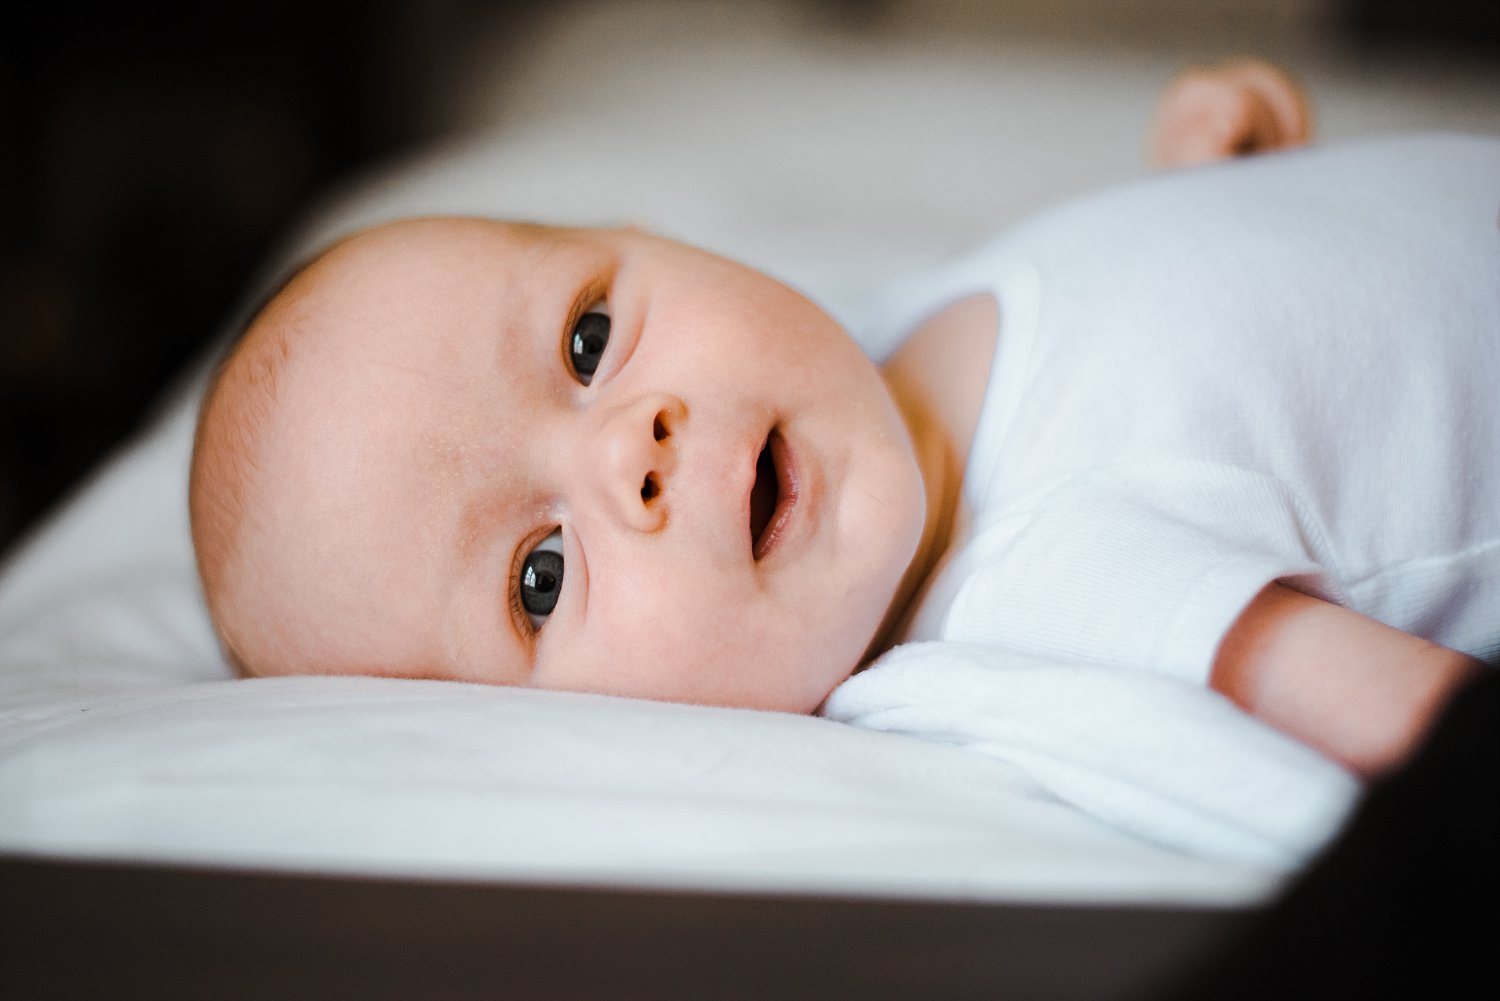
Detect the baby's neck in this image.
<box><xmin>861</xmin><ymin>293</ymin><xmax>1000</xmax><ymax>662</ymax></box>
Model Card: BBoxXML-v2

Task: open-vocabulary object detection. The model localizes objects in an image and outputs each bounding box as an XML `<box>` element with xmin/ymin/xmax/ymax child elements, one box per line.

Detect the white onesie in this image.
<box><xmin>864</xmin><ymin>133</ymin><xmax>1500</xmax><ymax>685</ymax></box>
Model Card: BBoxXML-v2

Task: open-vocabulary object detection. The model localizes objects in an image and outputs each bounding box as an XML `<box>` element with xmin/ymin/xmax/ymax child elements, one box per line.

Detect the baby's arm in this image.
<box><xmin>1150</xmin><ymin>58</ymin><xmax>1311</xmax><ymax>167</ymax></box>
<box><xmin>1211</xmin><ymin>585</ymin><xmax>1485</xmax><ymax>778</ymax></box>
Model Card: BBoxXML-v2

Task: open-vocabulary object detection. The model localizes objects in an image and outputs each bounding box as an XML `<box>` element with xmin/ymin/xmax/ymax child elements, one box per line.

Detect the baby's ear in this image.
<box><xmin>617</xmin><ymin>219</ymin><xmax>652</xmax><ymax>235</ymax></box>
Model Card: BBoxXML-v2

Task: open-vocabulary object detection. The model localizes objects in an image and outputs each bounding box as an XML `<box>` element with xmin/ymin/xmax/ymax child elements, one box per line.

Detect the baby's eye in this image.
<box><xmin>569</xmin><ymin>308</ymin><xmax>610</xmax><ymax>385</ymax></box>
<box><xmin>519</xmin><ymin>529</ymin><xmax>565</xmax><ymax>630</ymax></box>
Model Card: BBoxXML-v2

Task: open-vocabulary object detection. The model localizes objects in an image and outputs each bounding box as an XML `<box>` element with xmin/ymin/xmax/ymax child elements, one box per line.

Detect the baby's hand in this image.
<box><xmin>1150</xmin><ymin>58</ymin><xmax>1312</xmax><ymax>168</ymax></box>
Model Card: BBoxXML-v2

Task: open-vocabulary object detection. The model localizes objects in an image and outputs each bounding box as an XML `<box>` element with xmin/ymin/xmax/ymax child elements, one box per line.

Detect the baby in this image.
<box><xmin>191</xmin><ymin>62</ymin><xmax>1493</xmax><ymax>777</ymax></box>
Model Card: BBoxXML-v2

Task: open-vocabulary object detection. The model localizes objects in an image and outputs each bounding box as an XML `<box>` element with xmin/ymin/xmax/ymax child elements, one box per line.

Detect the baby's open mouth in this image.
<box><xmin>749</xmin><ymin>428</ymin><xmax>796</xmax><ymax>561</ymax></box>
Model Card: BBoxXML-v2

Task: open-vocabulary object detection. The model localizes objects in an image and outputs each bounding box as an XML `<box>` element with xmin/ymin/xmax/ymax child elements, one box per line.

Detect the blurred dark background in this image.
<box><xmin>1</xmin><ymin>0</ymin><xmax>1496</xmax><ymax>564</ymax></box>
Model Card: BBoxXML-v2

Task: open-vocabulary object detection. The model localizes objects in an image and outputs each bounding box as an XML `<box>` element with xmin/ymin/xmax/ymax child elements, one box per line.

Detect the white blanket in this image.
<box><xmin>825</xmin><ymin>643</ymin><xmax>1359</xmax><ymax>867</ymax></box>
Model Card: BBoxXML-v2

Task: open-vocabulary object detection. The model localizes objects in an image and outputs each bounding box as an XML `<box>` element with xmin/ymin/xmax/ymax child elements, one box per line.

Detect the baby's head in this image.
<box><xmin>190</xmin><ymin>217</ymin><xmax>928</xmax><ymax>712</ymax></box>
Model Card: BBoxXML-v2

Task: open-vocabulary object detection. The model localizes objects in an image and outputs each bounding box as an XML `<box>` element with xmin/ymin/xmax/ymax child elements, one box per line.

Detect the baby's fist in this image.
<box><xmin>1150</xmin><ymin>58</ymin><xmax>1311</xmax><ymax>168</ymax></box>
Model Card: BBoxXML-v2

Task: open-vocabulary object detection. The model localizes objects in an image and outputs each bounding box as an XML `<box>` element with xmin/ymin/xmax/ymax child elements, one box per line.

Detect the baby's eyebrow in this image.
<box><xmin>453</xmin><ymin>488</ymin><xmax>526</xmax><ymax>588</ymax></box>
<box><xmin>444</xmin><ymin>494</ymin><xmax>531</xmax><ymax>679</ymax></box>
<box><xmin>455</xmin><ymin>500</ymin><xmax>489</xmax><ymax>571</ymax></box>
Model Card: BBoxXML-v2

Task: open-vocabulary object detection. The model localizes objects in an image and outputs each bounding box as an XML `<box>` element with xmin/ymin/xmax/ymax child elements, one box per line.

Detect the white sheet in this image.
<box><xmin>3</xmin><ymin>0</ymin><xmax>1497</xmax><ymax>906</ymax></box>
<box><xmin>0</xmin><ymin>398</ymin><xmax>1278</xmax><ymax>904</ymax></box>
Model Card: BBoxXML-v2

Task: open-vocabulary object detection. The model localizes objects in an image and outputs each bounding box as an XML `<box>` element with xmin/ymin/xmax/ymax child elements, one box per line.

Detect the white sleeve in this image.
<box><xmin>942</xmin><ymin>461</ymin><xmax>1345</xmax><ymax>686</ymax></box>
<box><xmin>824</xmin><ymin>641</ymin><xmax>1359</xmax><ymax>865</ymax></box>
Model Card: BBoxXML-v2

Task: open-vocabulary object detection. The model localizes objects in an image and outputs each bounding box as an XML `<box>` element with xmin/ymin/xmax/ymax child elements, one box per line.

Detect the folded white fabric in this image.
<box><xmin>824</xmin><ymin>641</ymin><xmax>1360</xmax><ymax>867</ymax></box>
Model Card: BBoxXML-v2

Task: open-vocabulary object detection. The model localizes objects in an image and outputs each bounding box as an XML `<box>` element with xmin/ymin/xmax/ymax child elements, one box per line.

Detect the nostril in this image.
<box><xmin>653</xmin><ymin>414</ymin><xmax>669</xmax><ymax>442</ymax></box>
<box><xmin>641</xmin><ymin>473</ymin><xmax>659</xmax><ymax>503</ymax></box>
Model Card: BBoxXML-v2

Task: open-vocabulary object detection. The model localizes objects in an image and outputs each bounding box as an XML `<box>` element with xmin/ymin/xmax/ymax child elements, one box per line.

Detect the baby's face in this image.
<box><xmin>215</xmin><ymin>218</ymin><xmax>926</xmax><ymax>712</ymax></box>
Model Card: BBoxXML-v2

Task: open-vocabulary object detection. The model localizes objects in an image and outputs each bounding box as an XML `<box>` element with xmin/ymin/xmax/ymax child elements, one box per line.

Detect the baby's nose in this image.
<box><xmin>589</xmin><ymin>393</ymin><xmax>684</xmax><ymax>533</ymax></box>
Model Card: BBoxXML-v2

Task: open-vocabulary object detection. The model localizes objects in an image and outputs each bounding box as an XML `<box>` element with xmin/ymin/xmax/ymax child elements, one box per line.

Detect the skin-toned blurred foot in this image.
<box><xmin>1150</xmin><ymin>58</ymin><xmax>1313</xmax><ymax>168</ymax></box>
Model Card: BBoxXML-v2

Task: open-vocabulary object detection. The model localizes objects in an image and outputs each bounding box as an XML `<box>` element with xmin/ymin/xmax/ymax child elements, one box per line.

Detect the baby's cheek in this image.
<box><xmin>735</xmin><ymin>605</ymin><xmax>859</xmax><ymax>710</ymax></box>
<box><xmin>645</xmin><ymin>606</ymin><xmax>801</xmax><ymax>709</ymax></box>
<box><xmin>565</xmin><ymin>559</ymin><xmax>848</xmax><ymax>709</ymax></box>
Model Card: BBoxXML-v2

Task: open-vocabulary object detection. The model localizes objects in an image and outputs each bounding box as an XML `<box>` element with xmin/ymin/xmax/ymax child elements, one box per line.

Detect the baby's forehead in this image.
<box><xmin>257</xmin><ymin>219</ymin><xmax>598</xmax><ymax>341</ymax></box>
<box><xmin>311</xmin><ymin>217</ymin><xmax>575</xmax><ymax>278</ymax></box>
<box><xmin>198</xmin><ymin>217</ymin><xmax>620</xmax><ymax>675</ymax></box>
<box><xmin>235</xmin><ymin>218</ymin><xmax>578</xmax><ymax>435</ymax></box>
